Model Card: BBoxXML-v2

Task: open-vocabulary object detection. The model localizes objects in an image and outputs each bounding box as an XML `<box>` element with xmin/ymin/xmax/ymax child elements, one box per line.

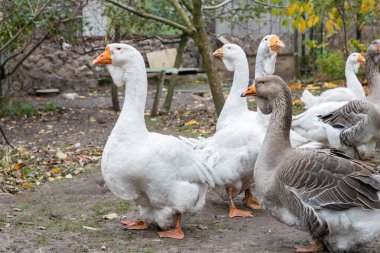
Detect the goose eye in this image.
<box><xmin>116</xmin><ymin>47</ymin><xmax>122</xmax><ymax>50</ymax></box>
<box><xmin>227</xmin><ymin>46</ymin><xmax>231</xmax><ymax>49</ymax></box>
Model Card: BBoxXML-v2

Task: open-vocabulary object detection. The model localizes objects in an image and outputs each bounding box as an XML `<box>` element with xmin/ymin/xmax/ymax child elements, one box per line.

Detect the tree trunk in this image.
<box><xmin>161</xmin><ymin>34</ymin><xmax>187</xmax><ymax>115</ymax></box>
<box><xmin>192</xmin><ymin>0</ymin><xmax>225</xmax><ymax>116</ymax></box>
<box><xmin>293</xmin><ymin>28</ymin><xmax>300</xmax><ymax>79</ymax></box>
<box><xmin>111</xmin><ymin>24</ymin><xmax>121</xmax><ymax>112</ymax></box>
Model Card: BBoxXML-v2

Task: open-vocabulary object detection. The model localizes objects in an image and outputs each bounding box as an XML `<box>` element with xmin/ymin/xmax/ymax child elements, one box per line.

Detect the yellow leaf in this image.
<box><xmin>185</xmin><ymin>119</ymin><xmax>198</xmax><ymax>126</ymax></box>
<box><xmin>293</xmin><ymin>99</ymin><xmax>303</xmax><ymax>105</ymax></box>
<box><xmin>14</xmin><ymin>163</ymin><xmax>21</xmax><ymax>170</ymax></box>
<box><xmin>289</xmin><ymin>83</ymin><xmax>302</xmax><ymax>90</ymax></box>
<box><xmin>299</xmin><ymin>18</ymin><xmax>307</xmax><ymax>33</ymax></box>
<box><xmin>51</xmin><ymin>168</ymin><xmax>61</xmax><ymax>174</ymax></box>
<box><xmin>287</xmin><ymin>3</ymin><xmax>298</xmax><ymax>15</ymax></box>
<box><xmin>323</xmin><ymin>82</ymin><xmax>338</xmax><ymax>88</ymax></box>
<box><xmin>21</xmin><ymin>182</ymin><xmax>33</xmax><ymax>188</ymax></box>
<box><xmin>305</xmin><ymin>84</ymin><xmax>320</xmax><ymax>90</ymax></box>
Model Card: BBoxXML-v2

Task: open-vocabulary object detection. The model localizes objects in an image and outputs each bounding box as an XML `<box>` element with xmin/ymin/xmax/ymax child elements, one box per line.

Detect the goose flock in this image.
<box><xmin>92</xmin><ymin>36</ymin><xmax>380</xmax><ymax>252</ymax></box>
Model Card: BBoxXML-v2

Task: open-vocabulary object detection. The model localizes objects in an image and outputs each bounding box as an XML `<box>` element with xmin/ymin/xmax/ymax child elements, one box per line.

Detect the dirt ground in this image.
<box><xmin>1</xmin><ymin>83</ymin><xmax>380</xmax><ymax>252</ymax></box>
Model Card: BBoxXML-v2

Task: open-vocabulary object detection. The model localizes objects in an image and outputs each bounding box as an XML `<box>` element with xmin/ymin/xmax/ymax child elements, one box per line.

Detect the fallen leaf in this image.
<box><xmin>323</xmin><ymin>82</ymin><xmax>338</xmax><ymax>88</ymax></box>
<box><xmin>51</xmin><ymin>168</ymin><xmax>61</xmax><ymax>174</ymax></box>
<box><xmin>65</xmin><ymin>174</ymin><xmax>73</xmax><ymax>179</ymax></box>
<box><xmin>289</xmin><ymin>83</ymin><xmax>302</xmax><ymax>90</ymax></box>
<box><xmin>305</xmin><ymin>84</ymin><xmax>320</xmax><ymax>90</ymax></box>
<box><xmin>102</xmin><ymin>213</ymin><xmax>118</xmax><ymax>220</ymax></box>
<box><xmin>21</xmin><ymin>182</ymin><xmax>33</xmax><ymax>188</ymax></box>
<box><xmin>185</xmin><ymin>119</ymin><xmax>198</xmax><ymax>126</ymax></box>
<box><xmin>293</xmin><ymin>99</ymin><xmax>303</xmax><ymax>105</ymax></box>
<box><xmin>56</xmin><ymin>151</ymin><xmax>67</xmax><ymax>160</ymax></box>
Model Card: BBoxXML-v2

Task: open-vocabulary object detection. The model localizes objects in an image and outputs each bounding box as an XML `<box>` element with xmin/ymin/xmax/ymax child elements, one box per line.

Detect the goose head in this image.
<box><xmin>366</xmin><ymin>40</ymin><xmax>380</xmax><ymax>63</ymax></box>
<box><xmin>213</xmin><ymin>44</ymin><xmax>247</xmax><ymax>71</ymax></box>
<box><xmin>241</xmin><ymin>75</ymin><xmax>289</xmax><ymax>114</ymax></box>
<box><xmin>347</xmin><ymin>52</ymin><xmax>365</xmax><ymax>73</ymax></box>
<box><xmin>258</xmin><ymin>35</ymin><xmax>285</xmax><ymax>55</ymax></box>
<box><xmin>93</xmin><ymin>43</ymin><xmax>145</xmax><ymax>87</ymax></box>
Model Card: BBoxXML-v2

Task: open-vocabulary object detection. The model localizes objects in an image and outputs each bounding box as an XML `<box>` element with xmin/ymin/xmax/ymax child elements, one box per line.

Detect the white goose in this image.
<box><xmin>292</xmin><ymin>41</ymin><xmax>380</xmax><ymax>150</ymax></box>
<box><xmin>93</xmin><ymin>44</ymin><xmax>219</xmax><ymax>240</ymax></box>
<box><xmin>242</xmin><ymin>75</ymin><xmax>380</xmax><ymax>253</ymax></box>
<box><xmin>315</xmin><ymin>40</ymin><xmax>380</xmax><ymax>159</ymax></box>
<box><xmin>182</xmin><ymin>37</ymin><xmax>285</xmax><ymax>218</ymax></box>
<box><xmin>301</xmin><ymin>52</ymin><xmax>366</xmax><ymax>109</ymax></box>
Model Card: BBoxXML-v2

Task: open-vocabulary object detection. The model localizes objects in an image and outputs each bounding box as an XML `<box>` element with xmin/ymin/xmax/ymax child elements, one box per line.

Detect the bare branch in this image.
<box><xmin>169</xmin><ymin>0</ymin><xmax>195</xmax><ymax>31</ymax></box>
<box><xmin>6</xmin><ymin>33</ymin><xmax>52</xmax><ymax>77</ymax></box>
<box><xmin>203</xmin><ymin>0</ymin><xmax>232</xmax><ymax>10</ymax></box>
<box><xmin>104</xmin><ymin>0</ymin><xmax>192</xmax><ymax>34</ymax></box>
<box><xmin>0</xmin><ymin>0</ymin><xmax>53</xmax><ymax>54</ymax></box>
<box><xmin>180</xmin><ymin>0</ymin><xmax>193</xmax><ymax>12</ymax></box>
<box><xmin>249</xmin><ymin>0</ymin><xmax>287</xmax><ymax>8</ymax></box>
<box><xmin>0</xmin><ymin>126</ymin><xmax>14</xmax><ymax>149</ymax></box>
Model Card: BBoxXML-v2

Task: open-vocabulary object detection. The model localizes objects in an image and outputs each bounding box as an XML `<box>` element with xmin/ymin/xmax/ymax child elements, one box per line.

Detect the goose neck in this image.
<box><xmin>112</xmin><ymin>65</ymin><xmax>148</xmax><ymax>139</ymax></box>
<box><xmin>365</xmin><ymin>55</ymin><xmax>380</xmax><ymax>104</ymax></box>
<box><xmin>255</xmin><ymin>50</ymin><xmax>276</xmax><ymax>79</ymax></box>
<box><xmin>345</xmin><ymin>62</ymin><xmax>365</xmax><ymax>99</ymax></box>
<box><xmin>218</xmin><ymin>59</ymin><xmax>249</xmax><ymax>124</ymax></box>
<box><xmin>260</xmin><ymin>91</ymin><xmax>292</xmax><ymax>169</ymax></box>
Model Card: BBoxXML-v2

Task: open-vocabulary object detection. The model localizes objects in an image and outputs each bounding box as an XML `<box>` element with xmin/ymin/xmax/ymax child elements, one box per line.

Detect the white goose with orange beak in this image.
<box><xmin>301</xmin><ymin>52</ymin><xmax>366</xmax><ymax>109</ymax></box>
<box><xmin>93</xmin><ymin>43</ymin><xmax>220</xmax><ymax>240</ymax></box>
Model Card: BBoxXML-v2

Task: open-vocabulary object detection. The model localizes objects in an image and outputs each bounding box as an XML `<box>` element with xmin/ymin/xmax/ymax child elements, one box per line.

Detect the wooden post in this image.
<box><xmin>161</xmin><ymin>34</ymin><xmax>187</xmax><ymax>115</ymax></box>
<box><xmin>151</xmin><ymin>70</ymin><xmax>166</xmax><ymax>117</ymax></box>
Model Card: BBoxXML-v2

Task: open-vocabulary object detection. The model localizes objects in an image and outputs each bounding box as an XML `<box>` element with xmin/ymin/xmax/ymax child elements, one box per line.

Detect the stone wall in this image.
<box><xmin>9</xmin><ymin>37</ymin><xmax>200</xmax><ymax>95</ymax></box>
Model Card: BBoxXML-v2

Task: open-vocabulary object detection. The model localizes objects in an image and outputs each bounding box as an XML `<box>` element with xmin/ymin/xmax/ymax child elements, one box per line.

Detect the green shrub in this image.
<box><xmin>315</xmin><ymin>50</ymin><xmax>346</xmax><ymax>80</ymax></box>
<box><xmin>0</xmin><ymin>98</ymin><xmax>37</xmax><ymax>117</ymax></box>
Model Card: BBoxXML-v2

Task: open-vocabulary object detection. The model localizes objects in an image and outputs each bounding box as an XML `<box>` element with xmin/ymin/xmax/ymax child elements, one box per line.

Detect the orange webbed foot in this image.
<box><xmin>244</xmin><ymin>189</ymin><xmax>261</xmax><ymax>210</ymax></box>
<box><xmin>121</xmin><ymin>220</ymin><xmax>148</xmax><ymax>230</ymax></box>
<box><xmin>295</xmin><ymin>240</ymin><xmax>325</xmax><ymax>252</ymax></box>
<box><xmin>157</xmin><ymin>227</ymin><xmax>184</xmax><ymax>240</ymax></box>
<box><xmin>229</xmin><ymin>206</ymin><xmax>253</xmax><ymax>218</ymax></box>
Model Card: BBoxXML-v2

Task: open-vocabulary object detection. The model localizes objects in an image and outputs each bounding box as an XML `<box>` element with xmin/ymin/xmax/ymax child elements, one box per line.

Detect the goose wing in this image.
<box><xmin>279</xmin><ymin>148</ymin><xmax>380</xmax><ymax>211</ymax></box>
<box><xmin>149</xmin><ymin>133</ymin><xmax>219</xmax><ymax>187</ymax></box>
<box><xmin>318</xmin><ymin>100</ymin><xmax>371</xmax><ymax>129</ymax></box>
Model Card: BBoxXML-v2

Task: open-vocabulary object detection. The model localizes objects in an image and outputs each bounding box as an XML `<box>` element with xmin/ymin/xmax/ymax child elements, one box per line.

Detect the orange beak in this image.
<box><xmin>270</xmin><ymin>35</ymin><xmax>285</xmax><ymax>52</ymax></box>
<box><xmin>357</xmin><ymin>54</ymin><xmax>365</xmax><ymax>63</ymax></box>
<box><xmin>213</xmin><ymin>47</ymin><xmax>224</xmax><ymax>58</ymax></box>
<box><xmin>378</xmin><ymin>45</ymin><xmax>380</xmax><ymax>53</ymax></box>
<box><xmin>92</xmin><ymin>46</ymin><xmax>112</xmax><ymax>65</ymax></box>
<box><xmin>241</xmin><ymin>83</ymin><xmax>256</xmax><ymax>97</ymax></box>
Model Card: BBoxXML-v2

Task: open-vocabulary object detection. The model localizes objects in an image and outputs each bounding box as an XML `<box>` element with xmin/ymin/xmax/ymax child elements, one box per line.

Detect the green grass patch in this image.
<box><xmin>43</xmin><ymin>101</ymin><xmax>60</xmax><ymax>112</ymax></box>
<box><xmin>0</xmin><ymin>98</ymin><xmax>37</xmax><ymax>117</ymax></box>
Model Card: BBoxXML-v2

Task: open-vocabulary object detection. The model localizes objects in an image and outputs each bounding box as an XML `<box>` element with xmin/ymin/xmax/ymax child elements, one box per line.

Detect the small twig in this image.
<box><xmin>0</xmin><ymin>126</ymin><xmax>14</xmax><ymax>149</ymax></box>
<box><xmin>203</xmin><ymin>0</ymin><xmax>232</xmax><ymax>10</ymax></box>
<box><xmin>0</xmin><ymin>183</ymin><xmax>10</xmax><ymax>194</ymax></box>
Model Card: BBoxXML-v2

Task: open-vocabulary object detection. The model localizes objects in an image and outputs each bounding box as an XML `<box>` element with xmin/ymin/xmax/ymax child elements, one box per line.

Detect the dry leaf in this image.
<box><xmin>51</xmin><ymin>168</ymin><xmax>61</xmax><ymax>174</ymax></box>
<box><xmin>21</xmin><ymin>182</ymin><xmax>33</xmax><ymax>188</ymax></box>
<box><xmin>56</xmin><ymin>151</ymin><xmax>67</xmax><ymax>160</ymax></box>
<box><xmin>102</xmin><ymin>213</ymin><xmax>118</xmax><ymax>220</ymax></box>
<box><xmin>185</xmin><ymin>119</ymin><xmax>198</xmax><ymax>126</ymax></box>
<box><xmin>323</xmin><ymin>82</ymin><xmax>338</xmax><ymax>88</ymax></box>
<box><xmin>293</xmin><ymin>99</ymin><xmax>303</xmax><ymax>105</ymax></box>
